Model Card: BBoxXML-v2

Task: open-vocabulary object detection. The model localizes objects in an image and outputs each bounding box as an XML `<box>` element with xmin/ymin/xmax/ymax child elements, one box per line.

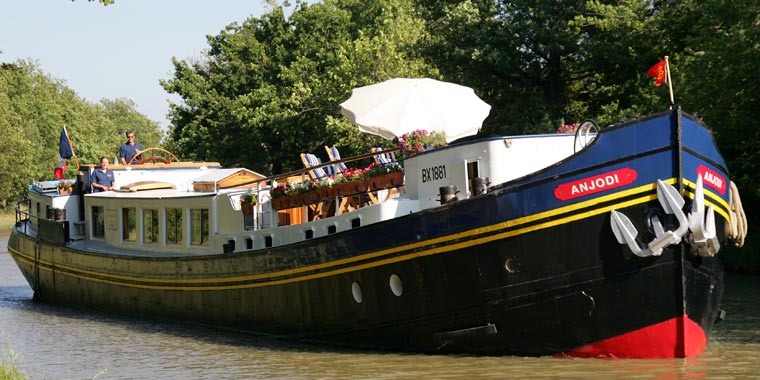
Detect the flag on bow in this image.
<box><xmin>647</xmin><ymin>60</ymin><xmax>667</xmax><ymax>87</ymax></box>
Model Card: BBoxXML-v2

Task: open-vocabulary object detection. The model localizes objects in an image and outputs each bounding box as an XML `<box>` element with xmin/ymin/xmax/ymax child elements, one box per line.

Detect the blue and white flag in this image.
<box><xmin>59</xmin><ymin>126</ymin><xmax>73</xmax><ymax>159</ymax></box>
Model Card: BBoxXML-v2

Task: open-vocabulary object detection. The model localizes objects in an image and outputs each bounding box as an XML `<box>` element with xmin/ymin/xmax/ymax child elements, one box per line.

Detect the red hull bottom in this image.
<box><xmin>561</xmin><ymin>315</ymin><xmax>707</xmax><ymax>358</ymax></box>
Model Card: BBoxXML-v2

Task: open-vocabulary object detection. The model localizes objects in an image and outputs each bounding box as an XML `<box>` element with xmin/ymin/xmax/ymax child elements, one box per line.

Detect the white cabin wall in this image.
<box><xmin>213</xmin><ymin>193</ymin><xmax>247</xmax><ymax>235</ymax></box>
<box><xmin>488</xmin><ymin>135</ymin><xmax>577</xmax><ymax>185</ymax></box>
<box><xmin>405</xmin><ymin>135</ymin><xmax>578</xmax><ymax>210</ymax></box>
<box><xmin>84</xmin><ymin>195</ymin><xmax>217</xmax><ymax>255</ymax></box>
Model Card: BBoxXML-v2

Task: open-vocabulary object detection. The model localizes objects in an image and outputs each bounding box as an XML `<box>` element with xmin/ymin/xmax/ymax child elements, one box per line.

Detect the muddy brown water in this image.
<box><xmin>1</xmin><ymin>232</ymin><xmax>758</xmax><ymax>379</ymax></box>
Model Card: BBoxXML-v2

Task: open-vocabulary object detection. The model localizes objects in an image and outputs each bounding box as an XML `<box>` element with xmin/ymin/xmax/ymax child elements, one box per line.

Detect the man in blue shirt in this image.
<box><xmin>119</xmin><ymin>129</ymin><xmax>143</xmax><ymax>165</ymax></box>
<box><xmin>91</xmin><ymin>157</ymin><xmax>115</xmax><ymax>192</ymax></box>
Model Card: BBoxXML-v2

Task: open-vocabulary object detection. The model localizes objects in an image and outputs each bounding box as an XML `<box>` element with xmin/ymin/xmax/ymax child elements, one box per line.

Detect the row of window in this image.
<box><xmin>91</xmin><ymin>206</ymin><xmax>209</xmax><ymax>246</ymax></box>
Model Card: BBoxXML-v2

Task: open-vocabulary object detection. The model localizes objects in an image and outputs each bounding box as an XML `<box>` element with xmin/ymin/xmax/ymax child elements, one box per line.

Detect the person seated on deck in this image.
<box><xmin>91</xmin><ymin>156</ymin><xmax>115</xmax><ymax>192</ymax></box>
<box><xmin>119</xmin><ymin>129</ymin><xmax>143</xmax><ymax>165</ymax></box>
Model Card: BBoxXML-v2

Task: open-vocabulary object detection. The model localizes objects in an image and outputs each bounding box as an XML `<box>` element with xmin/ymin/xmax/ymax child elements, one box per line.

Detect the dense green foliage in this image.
<box><xmin>161</xmin><ymin>0</ymin><xmax>436</xmax><ymax>174</ymax></box>
<box><xmin>0</xmin><ymin>60</ymin><xmax>163</xmax><ymax>207</ymax></box>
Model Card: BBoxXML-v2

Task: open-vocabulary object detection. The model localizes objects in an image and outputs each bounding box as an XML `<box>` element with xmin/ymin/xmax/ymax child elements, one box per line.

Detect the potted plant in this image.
<box><xmin>398</xmin><ymin>129</ymin><xmax>447</xmax><ymax>157</ymax></box>
<box><xmin>336</xmin><ymin>167</ymin><xmax>370</xmax><ymax>196</ymax></box>
<box><xmin>58</xmin><ymin>179</ymin><xmax>73</xmax><ymax>195</ymax></box>
<box><xmin>240</xmin><ymin>190</ymin><xmax>258</xmax><ymax>215</ymax></box>
<box><xmin>270</xmin><ymin>184</ymin><xmax>289</xmax><ymax>210</ymax></box>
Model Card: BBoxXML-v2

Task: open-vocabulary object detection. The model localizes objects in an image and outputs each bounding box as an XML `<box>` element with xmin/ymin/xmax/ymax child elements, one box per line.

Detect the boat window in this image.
<box><xmin>190</xmin><ymin>208</ymin><xmax>209</xmax><ymax>246</ymax></box>
<box><xmin>467</xmin><ymin>160</ymin><xmax>480</xmax><ymax>195</ymax></box>
<box><xmin>143</xmin><ymin>209</ymin><xmax>160</xmax><ymax>245</ymax></box>
<box><xmin>166</xmin><ymin>208</ymin><xmax>183</xmax><ymax>245</ymax></box>
<box><xmin>122</xmin><ymin>207</ymin><xmax>137</xmax><ymax>242</ymax></box>
<box><xmin>92</xmin><ymin>206</ymin><xmax>105</xmax><ymax>238</ymax></box>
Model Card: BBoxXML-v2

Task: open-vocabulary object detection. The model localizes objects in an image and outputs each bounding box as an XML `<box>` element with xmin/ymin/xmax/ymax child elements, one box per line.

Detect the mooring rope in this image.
<box><xmin>726</xmin><ymin>181</ymin><xmax>748</xmax><ymax>247</ymax></box>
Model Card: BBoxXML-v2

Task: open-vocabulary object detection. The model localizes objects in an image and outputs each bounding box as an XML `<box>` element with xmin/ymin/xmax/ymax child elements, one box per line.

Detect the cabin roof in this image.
<box><xmin>191</xmin><ymin>168</ymin><xmax>266</xmax><ymax>191</ymax></box>
<box><xmin>85</xmin><ymin>189</ymin><xmax>212</xmax><ymax>199</ymax></box>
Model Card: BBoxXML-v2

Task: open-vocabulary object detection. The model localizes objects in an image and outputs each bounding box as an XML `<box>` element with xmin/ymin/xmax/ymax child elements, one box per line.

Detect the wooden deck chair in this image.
<box><xmin>300</xmin><ymin>153</ymin><xmax>337</xmax><ymax>220</ymax></box>
<box><xmin>300</xmin><ymin>153</ymin><xmax>335</xmax><ymax>180</ymax></box>
<box><xmin>370</xmin><ymin>148</ymin><xmax>403</xmax><ymax>201</ymax></box>
<box><xmin>324</xmin><ymin>146</ymin><xmax>349</xmax><ymax>173</ymax></box>
<box><xmin>371</xmin><ymin>147</ymin><xmax>397</xmax><ymax>167</ymax></box>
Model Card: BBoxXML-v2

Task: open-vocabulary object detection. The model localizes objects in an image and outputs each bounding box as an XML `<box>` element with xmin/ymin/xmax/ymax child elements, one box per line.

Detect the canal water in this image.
<box><xmin>1</xmin><ymin>232</ymin><xmax>758</xmax><ymax>379</ymax></box>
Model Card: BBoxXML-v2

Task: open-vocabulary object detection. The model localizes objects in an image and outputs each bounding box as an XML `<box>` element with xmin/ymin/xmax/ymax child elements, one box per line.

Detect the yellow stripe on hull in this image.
<box><xmin>8</xmin><ymin>177</ymin><xmax>728</xmax><ymax>291</ymax></box>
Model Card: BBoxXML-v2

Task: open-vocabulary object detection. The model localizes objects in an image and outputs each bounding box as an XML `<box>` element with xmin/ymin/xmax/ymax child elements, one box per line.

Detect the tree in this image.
<box><xmin>418</xmin><ymin>0</ymin><xmax>671</xmax><ymax>135</ymax></box>
<box><xmin>657</xmin><ymin>0</ymin><xmax>760</xmax><ymax>270</ymax></box>
<box><xmin>0</xmin><ymin>67</ymin><xmax>36</xmax><ymax>207</ymax></box>
<box><xmin>163</xmin><ymin>0</ymin><xmax>436</xmax><ymax>175</ymax></box>
<box><xmin>0</xmin><ymin>60</ymin><xmax>163</xmax><ymax>204</ymax></box>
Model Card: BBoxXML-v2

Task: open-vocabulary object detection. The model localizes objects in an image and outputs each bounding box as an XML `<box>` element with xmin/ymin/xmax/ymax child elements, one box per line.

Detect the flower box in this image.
<box><xmin>241</xmin><ymin>202</ymin><xmax>256</xmax><ymax>215</ymax></box>
<box><xmin>302</xmin><ymin>191</ymin><xmax>321</xmax><ymax>206</ymax></box>
<box><xmin>286</xmin><ymin>193</ymin><xmax>302</xmax><ymax>209</ymax></box>
<box><xmin>272</xmin><ymin>197</ymin><xmax>289</xmax><ymax>210</ymax></box>
<box><xmin>315</xmin><ymin>187</ymin><xmax>332</xmax><ymax>202</ymax></box>
<box><xmin>338</xmin><ymin>179</ymin><xmax>369</xmax><ymax>196</ymax></box>
<box><xmin>369</xmin><ymin>172</ymin><xmax>404</xmax><ymax>191</ymax></box>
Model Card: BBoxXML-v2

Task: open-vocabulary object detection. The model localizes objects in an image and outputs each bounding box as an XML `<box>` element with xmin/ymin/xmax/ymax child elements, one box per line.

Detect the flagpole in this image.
<box><xmin>665</xmin><ymin>56</ymin><xmax>675</xmax><ymax>106</ymax></box>
<box><xmin>63</xmin><ymin>125</ymin><xmax>81</xmax><ymax>171</ymax></box>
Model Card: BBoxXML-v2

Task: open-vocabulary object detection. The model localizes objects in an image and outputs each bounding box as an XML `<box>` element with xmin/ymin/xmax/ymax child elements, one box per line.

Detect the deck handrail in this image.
<box><xmin>13</xmin><ymin>198</ymin><xmax>34</xmax><ymax>236</ymax></box>
<box><xmin>238</xmin><ymin>147</ymin><xmax>401</xmax><ymax>190</ymax></box>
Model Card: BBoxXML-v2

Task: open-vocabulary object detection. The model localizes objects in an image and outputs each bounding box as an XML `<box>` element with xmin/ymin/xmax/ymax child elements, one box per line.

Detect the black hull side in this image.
<box><xmin>287</xmin><ymin>203</ymin><xmax>725</xmax><ymax>356</ymax></box>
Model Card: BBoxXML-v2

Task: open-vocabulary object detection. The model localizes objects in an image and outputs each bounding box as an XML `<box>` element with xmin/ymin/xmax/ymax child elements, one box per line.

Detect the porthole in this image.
<box><xmin>351</xmin><ymin>281</ymin><xmax>363</xmax><ymax>303</ymax></box>
<box><xmin>389</xmin><ymin>274</ymin><xmax>403</xmax><ymax>296</ymax></box>
<box><xmin>504</xmin><ymin>257</ymin><xmax>517</xmax><ymax>273</ymax></box>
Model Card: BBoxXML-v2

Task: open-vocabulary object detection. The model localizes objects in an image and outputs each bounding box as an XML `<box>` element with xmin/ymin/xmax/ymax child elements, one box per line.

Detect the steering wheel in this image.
<box><xmin>573</xmin><ymin>119</ymin><xmax>600</xmax><ymax>153</ymax></box>
<box><xmin>128</xmin><ymin>147</ymin><xmax>181</xmax><ymax>165</ymax></box>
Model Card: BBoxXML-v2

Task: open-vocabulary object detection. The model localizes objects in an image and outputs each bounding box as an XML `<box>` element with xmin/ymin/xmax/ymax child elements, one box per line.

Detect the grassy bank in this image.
<box><xmin>0</xmin><ymin>212</ymin><xmax>15</xmax><ymax>232</ymax></box>
<box><xmin>0</xmin><ymin>341</ymin><xmax>27</xmax><ymax>380</ymax></box>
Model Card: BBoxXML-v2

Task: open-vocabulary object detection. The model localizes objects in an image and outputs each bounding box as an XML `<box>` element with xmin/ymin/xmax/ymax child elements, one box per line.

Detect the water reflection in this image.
<box><xmin>1</xmin><ymin>232</ymin><xmax>758</xmax><ymax>379</ymax></box>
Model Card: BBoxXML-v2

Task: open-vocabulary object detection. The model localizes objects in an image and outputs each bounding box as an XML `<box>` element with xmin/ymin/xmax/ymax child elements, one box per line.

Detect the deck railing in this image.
<box><xmin>238</xmin><ymin>148</ymin><xmax>403</xmax><ymax>226</ymax></box>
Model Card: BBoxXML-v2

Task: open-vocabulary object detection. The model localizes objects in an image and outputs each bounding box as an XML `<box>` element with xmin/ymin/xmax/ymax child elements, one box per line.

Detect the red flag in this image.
<box><xmin>647</xmin><ymin>60</ymin><xmax>667</xmax><ymax>87</ymax></box>
<box><xmin>54</xmin><ymin>157</ymin><xmax>68</xmax><ymax>179</ymax></box>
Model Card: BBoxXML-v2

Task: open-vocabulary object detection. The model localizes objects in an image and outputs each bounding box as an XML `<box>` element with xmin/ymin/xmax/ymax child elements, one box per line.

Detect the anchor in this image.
<box><xmin>610</xmin><ymin>180</ymin><xmax>689</xmax><ymax>257</ymax></box>
<box><xmin>610</xmin><ymin>177</ymin><xmax>720</xmax><ymax>258</ymax></box>
<box><xmin>687</xmin><ymin>176</ymin><xmax>720</xmax><ymax>256</ymax></box>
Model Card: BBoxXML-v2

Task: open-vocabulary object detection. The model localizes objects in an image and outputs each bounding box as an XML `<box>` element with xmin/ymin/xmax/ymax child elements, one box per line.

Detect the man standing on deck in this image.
<box><xmin>91</xmin><ymin>157</ymin><xmax>115</xmax><ymax>192</ymax></box>
<box><xmin>119</xmin><ymin>129</ymin><xmax>143</xmax><ymax>165</ymax></box>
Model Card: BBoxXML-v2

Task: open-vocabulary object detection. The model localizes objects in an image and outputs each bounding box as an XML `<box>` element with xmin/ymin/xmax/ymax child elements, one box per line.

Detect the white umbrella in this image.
<box><xmin>339</xmin><ymin>78</ymin><xmax>491</xmax><ymax>142</ymax></box>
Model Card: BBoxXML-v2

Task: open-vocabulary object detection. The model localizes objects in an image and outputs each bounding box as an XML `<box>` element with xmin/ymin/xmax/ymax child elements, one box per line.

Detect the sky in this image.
<box><xmin>0</xmin><ymin>0</ymin><xmax>272</xmax><ymax>129</ymax></box>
